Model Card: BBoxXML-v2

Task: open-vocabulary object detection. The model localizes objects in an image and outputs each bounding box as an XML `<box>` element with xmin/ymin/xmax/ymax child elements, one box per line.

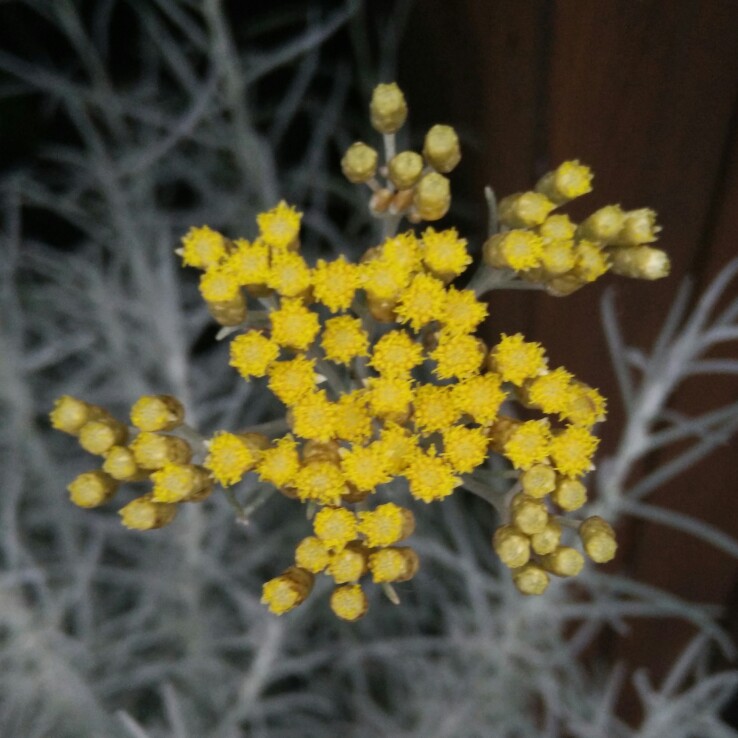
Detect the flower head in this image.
<box><xmin>257</xmin><ymin>201</ymin><xmax>302</xmax><ymax>249</ymax></box>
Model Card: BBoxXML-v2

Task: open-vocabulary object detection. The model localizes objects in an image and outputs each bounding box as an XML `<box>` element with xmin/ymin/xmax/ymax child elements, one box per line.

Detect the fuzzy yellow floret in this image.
<box><xmin>267</xmin><ymin>250</ymin><xmax>311</xmax><ymax>297</ymax></box>
<box><xmin>549</xmin><ymin>425</ymin><xmax>599</xmax><ymax>478</ymax></box>
<box><xmin>328</xmin><ymin>545</ymin><xmax>368</xmax><ymax>584</ymax></box>
<box><xmin>291</xmin><ymin>391</ymin><xmax>337</xmax><ymax>442</ymax></box>
<box><xmin>367</xmin><ymin>376</ymin><xmax>414</xmax><ymax>421</ymax></box>
<box><xmin>341</xmin><ymin>443</ymin><xmax>391</xmax><ymax>492</ymax></box>
<box><xmin>119</xmin><ymin>494</ymin><xmax>177</xmax><ymax>530</ymax></box>
<box><xmin>488</xmin><ymin>333</ymin><xmax>548</xmax><ymax>385</ymax></box>
<box><xmin>267</xmin><ymin>357</ymin><xmax>317</xmax><ymax>405</ymax></box>
<box><xmin>368</xmin><ymin>547</ymin><xmax>418</xmax><ymax>583</ymax></box>
<box><xmin>230</xmin><ymin>331</ymin><xmax>280</xmax><ymax>379</ymax></box>
<box><xmin>538</xmin><ymin>214</ymin><xmax>577</xmax><ymax>243</ymax></box>
<box><xmin>442</xmin><ymin>425</ymin><xmax>489</xmax><ymax>474</ymax></box>
<box><xmin>130</xmin><ymin>432</ymin><xmax>192</xmax><ymax>470</ymax></box>
<box><xmin>295</xmin><ymin>461</ymin><xmax>345</xmax><ymax>505</ymax></box>
<box><xmin>295</xmin><ymin>536</ymin><xmax>331</xmax><ymax>573</ymax></box>
<box><xmin>370</xmin><ymin>330</ymin><xmax>424</xmax><ymax>376</ymax></box>
<box><xmin>499</xmin><ymin>192</ymin><xmax>555</xmax><ymax>229</ymax></box>
<box><xmin>452</xmin><ymin>374</ymin><xmax>506</xmax><ymax>425</ymax></box>
<box><xmin>441</xmin><ymin>287</ymin><xmax>488</xmax><ymax>335</ymax></box>
<box><xmin>412</xmin><ymin>384</ymin><xmax>459</xmax><ymax>434</ymax></box>
<box><xmin>150</xmin><ymin>463</ymin><xmax>211</xmax><ymax>503</ymax></box>
<box><xmin>483</xmin><ymin>231</ymin><xmax>544</xmax><ymax>271</ymax></box>
<box><xmin>204</xmin><ymin>431</ymin><xmax>258</xmax><ymax>486</ymax></box>
<box><xmin>130</xmin><ymin>395</ymin><xmax>184</xmax><ymax>432</ymax></box>
<box><xmin>257</xmin><ymin>435</ymin><xmax>300</xmax><ymax>488</ymax></box>
<box><xmin>312</xmin><ymin>256</ymin><xmax>358</xmax><ymax>312</ymax></box>
<box><xmin>330</xmin><ymin>584</ymin><xmax>368</xmax><ymax>621</ymax></box>
<box><xmin>503</xmin><ymin>419</ymin><xmax>552</xmax><ymax>470</ymax></box>
<box><xmin>361</xmin><ymin>255</ymin><xmax>412</xmax><ymax>302</ymax></box>
<box><xmin>540</xmin><ymin>239</ymin><xmax>576</xmax><ymax>275</ymax></box>
<box><xmin>333</xmin><ymin>391</ymin><xmax>373</xmax><ymax>444</ymax></box>
<box><xmin>226</xmin><ymin>239</ymin><xmax>270</xmax><ymax>286</ymax></box>
<box><xmin>431</xmin><ymin>331</ymin><xmax>485</xmax><ymax>380</ymax></box>
<box><xmin>395</xmin><ymin>273</ymin><xmax>447</xmax><ymax>331</ymax></box>
<box><xmin>374</xmin><ymin>424</ymin><xmax>418</xmax><ymax>474</ymax></box>
<box><xmin>380</xmin><ymin>232</ymin><xmax>423</xmax><ymax>274</ymax></box>
<box><xmin>526</xmin><ymin>368</ymin><xmax>575</xmax><ymax>415</ymax></box>
<box><xmin>199</xmin><ymin>268</ymin><xmax>241</xmax><ymax>303</ymax></box>
<box><xmin>321</xmin><ymin>316</ymin><xmax>369</xmax><ymax>365</ymax></box>
<box><xmin>358</xmin><ymin>502</ymin><xmax>415</xmax><ymax>548</ymax></box>
<box><xmin>404</xmin><ymin>448</ymin><xmax>460</xmax><ymax>503</ymax></box>
<box><xmin>421</xmin><ymin>227</ymin><xmax>471</xmax><ymax>279</ymax></box>
<box><xmin>270</xmin><ymin>299</ymin><xmax>320</xmax><ymax>351</ymax></box>
<box><xmin>257</xmin><ymin>201</ymin><xmax>302</xmax><ymax>249</ymax></box>
<box><xmin>313</xmin><ymin>506</ymin><xmax>357</xmax><ymax>550</ymax></box>
<box><xmin>180</xmin><ymin>226</ymin><xmax>228</xmax><ymax>270</ymax></box>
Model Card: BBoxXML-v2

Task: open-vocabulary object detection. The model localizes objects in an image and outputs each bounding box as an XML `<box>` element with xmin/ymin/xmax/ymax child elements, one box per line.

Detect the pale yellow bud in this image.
<box><xmin>413</xmin><ymin>173</ymin><xmax>451</xmax><ymax>221</ymax></box>
<box><xmin>206</xmin><ymin>293</ymin><xmax>247</xmax><ymax>327</ymax></box>
<box><xmin>521</xmin><ymin>463</ymin><xmax>557</xmax><ymax>498</ymax></box>
<box><xmin>510</xmin><ymin>493</ymin><xmax>549</xmax><ymax>534</ymax></box>
<box><xmin>578</xmin><ymin>205</ymin><xmax>625</xmax><ymax>243</ymax></box>
<box><xmin>610</xmin><ymin>246</ymin><xmax>670</xmax><ymax>280</ymax></box>
<box><xmin>512</xmin><ymin>563</ymin><xmax>550</xmax><ymax>595</ymax></box>
<box><xmin>68</xmin><ymin>470</ymin><xmax>118</xmax><ymax>508</ymax></box>
<box><xmin>579</xmin><ymin>516</ymin><xmax>618</xmax><ymax>563</ymax></box>
<box><xmin>388</xmin><ymin>151</ymin><xmax>424</xmax><ymax>190</ymax></box>
<box><xmin>370</xmin><ymin>83</ymin><xmax>407</xmax><ymax>133</ymax></box>
<box><xmin>498</xmin><ymin>192</ymin><xmax>555</xmax><ymax>229</ymax></box>
<box><xmin>341</xmin><ymin>142</ymin><xmax>378</xmax><ymax>183</ymax></box>
<box><xmin>613</xmin><ymin>208</ymin><xmax>660</xmax><ymax>246</ymax></box>
<box><xmin>119</xmin><ymin>493</ymin><xmax>177</xmax><ymax>531</ymax></box>
<box><xmin>531</xmin><ymin>518</ymin><xmax>562</xmax><ymax>555</ymax></box>
<box><xmin>423</xmin><ymin>124</ymin><xmax>461</xmax><ymax>173</ymax></box>
<box><xmin>535</xmin><ymin>160</ymin><xmax>593</xmax><ymax>204</ymax></box>
<box><xmin>541</xmin><ymin>546</ymin><xmax>584</xmax><ymax>577</ymax></box>
<box><xmin>493</xmin><ymin>525</ymin><xmax>531</xmax><ymax>569</ymax></box>
<box><xmin>102</xmin><ymin>446</ymin><xmax>147</xmax><ymax>482</ymax></box>
<box><xmin>78</xmin><ymin>418</ymin><xmax>128</xmax><ymax>456</ymax></box>
<box><xmin>50</xmin><ymin>396</ymin><xmax>94</xmax><ymax>435</ymax></box>
<box><xmin>551</xmin><ymin>476</ymin><xmax>587</xmax><ymax>511</ymax></box>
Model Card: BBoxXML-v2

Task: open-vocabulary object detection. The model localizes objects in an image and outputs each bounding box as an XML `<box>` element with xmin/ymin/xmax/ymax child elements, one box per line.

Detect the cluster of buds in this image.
<box><xmin>50</xmin><ymin>394</ymin><xmax>214</xmax><ymax>529</ymax></box>
<box><xmin>483</xmin><ymin>160</ymin><xmax>669</xmax><ymax>296</ymax></box>
<box><xmin>341</xmin><ymin>82</ymin><xmax>461</xmax><ymax>223</ymax></box>
<box><xmin>52</xmin><ymin>82</ymin><xmax>671</xmax><ymax>620</ymax></box>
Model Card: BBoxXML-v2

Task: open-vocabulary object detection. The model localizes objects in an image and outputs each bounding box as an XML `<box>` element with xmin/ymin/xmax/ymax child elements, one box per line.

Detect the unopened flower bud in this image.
<box><xmin>68</xmin><ymin>470</ymin><xmax>118</xmax><ymax>508</ymax></box>
<box><xmin>610</xmin><ymin>246</ymin><xmax>670</xmax><ymax>280</ymax></box>
<box><xmin>341</xmin><ymin>142</ymin><xmax>378</xmax><ymax>183</ymax></box>
<box><xmin>551</xmin><ymin>476</ymin><xmax>587</xmax><ymax>511</ymax></box>
<box><xmin>499</xmin><ymin>192</ymin><xmax>555</xmax><ymax>228</ymax></box>
<box><xmin>388</xmin><ymin>151</ymin><xmax>424</xmax><ymax>189</ymax></box>
<box><xmin>521</xmin><ymin>463</ymin><xmax>557</xmax><ymax>498</ymax></box>
<box><xmin>130</xmin><ymin>395</ymin><xmax>185</xmax><ymax>432</ymax></box>
<box><xmin>368</xmin><ymin>546</ymin><xmax>419</xmax><ymax>583</ymax></box>
<box><xmin>262</xmin><ymin>567</ymin><xmax>315</xmax><ymax>615</ymax></box>
<box><xmin>330</xmin><ymin>583</ymin><xmax>368</xmax><ymax>621</ymax></box>
<box><xmin>50</xmin><ymin>396</ymin><xmax>94</xmax><ymax>435</ymax></box>
<box><xmin>423</xmin><ymin>124</ymin><xmax>461</xmax><ymax>173</ymax></box>
<box><xmin>493</xmin><ymin>524</ymin><xmax>531</xmax><ymax>569</ymax></box>
<box><xmin>530</xmin><ymin>518</ymin><xmax>562</xmax><ymax>555</ymax></box>
<box><xmin>512</xmin><ymin>563</ymin><xmax>550</xmax><ymax>595</ymax></box>
<box><xmin>613</xmin><ymin>208</ymin><xmax>660</xmax><ymax>246</ymax></box>
<box><xmin>579</xmin><ymin>516</ymin><xmax>618</xmax><ymax>563</ymax></box>
<box><xmin>151</xmin><ymin>463</ymin><xmax>213</xmax><ymax>503</ymax></box>
<box><xmin>103</xmin><ymin>445</ymin><xmax>148</xmax><ymax>482</ymax></box>
<box><xmin>413</xmin><ymin>172</ymin><xmax>451</xmax><ymax>221</ymax></box>
<box><xmin>79</xmin><ymin>418</ymin><xmax>128</xmax><ymax>456</ymax></box>
<box><xmin>119</xmin><ymin>493</ymin><xmax>177</xmax><ymax>530</ymax></box>
<box><xmin>370</xmin><ymin>83</ymin><xmax>408</xmax><ymax>133</ymax></box>
<box><xmin>578</xmin><ymin>205</ymin><xmax>625</xmax><ymax>243</ymax></box>
<box><xmin>541</xmin><ymin>546</ymin><xmax>584</xmax><ymax>577</ymax></box>
<box><xmin>535</xmin><ymin>160</ymin><xmax>593</xmax><ymax>204</ymax></box>
<box><xmin>510</xmin><ymin>492</ymin><xmax>549</xmax><ymax>534</ymax></box>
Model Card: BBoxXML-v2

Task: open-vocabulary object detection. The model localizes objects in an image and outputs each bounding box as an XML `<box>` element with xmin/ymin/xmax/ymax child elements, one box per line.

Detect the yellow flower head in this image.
<box><xmin>333</xmin><ymin>391</ymin><xmax>373</xmax><ymax>444</ymax></box>
<box><xmin>257</xmin><ymin>201</ymin><xmax>302</xmax><ymax>249</ymax></box>
<box><xmin>367</xmin><ymin>375</ymin><xmax>414</xmax><ymax>421</ymax></box>
<box><xmin>488</xmin><ymin>333</ymin><xmax>548</xmax><ymax>385</ymax></box>
<box><xmin>368</xmin><ymin>547</ymin><xmax>418</xmax><ymax>583</ymax></box>
<box><xmin>441</xmin><ymin>287</ymin><xmax>488</xmax><ymax>335</ymax></box>
<box><xmin>150</xmin><ymin>463</ymin><xmax>211</xmax><ymax>503</ymax></box>
<box><xmin>312</xmin><ymin>256</ymin><xmax>359</xmax><ymax>312</ymax></box>
<box><xmin>525</xmin><ymin>367</ymin><xmax>575</xmax><ymax>415</ymax></box>
<box><xmin>431</xmin><ymin>331</ymin><xmax>485</xmax><ymax>380</ymax></box>
<box><xmin>441</xmin><ymin>425</ymin><xmax>489</xmax><ymax>474</ymax></box>
<box><xmin>361</xmin><ymin>255</ymin><xmax>412</xmax><ymax>302</ymax></box>
<box><xmin>536</xmin><ymin>160</ymin><xmax>593</xmax><ymax>204</ymax></box>
<box><xmin>261</xmin><ymin>567</ymin><xmax>313</xmax><ymax>615</ymax></box>
<box><xmin>291</xmin><ymin>391</ymin><xmax>337</xmax><ymax>442</ymax></box>
<box><xmin>267</xmin><ymin>357</ymin><xmax>317</xmax><ymax>405</ymax></box>
<box><xmin>204</xmin><ymin>431</ymin><xmax>258</xmax><ymax>486</ymax></box>
<box><xmin>130</xmin><ymin>395</ymin><xmax>184</xmax><ymax>433</ymax></box>
<box><xmin>380</xmin><ymin>231</ymin><xmax>423</xmax><ymax>274</ymax></box>
<box><xmin>330</xmin><ymin>584</ymin><xmax>368</xmax><ymax>621</ymax></box>
<box><xmin>574</xmin><ymin>240</ymin><xmax>610</xmax><ymax>283</ymax></box>
<box><xmin>67</xmin><ymin>471</ymin><xmax>117</xmax><ymax>508</ymax></box>
<box><xmin>562</xmin><ymin>382</ymin><xmax>607</xmax><ymax>427</ymax></box>
<box><xmin>483</xmin><ymin>230</ymin><xmax>544</xmax><ymax>272</ymax></box>
<box><xmin>550</xmin><ymin>425</ymin><xmax>599</xmax><ymax>478</ymax></box>
<box><xmin>295</xmin><ymin>536</ymin><xmax>331</xmax><ymax>574</ymax></box>
<box><xmin>119</xmin><ymin>494</ymin><xmax>177</xmax><ymax>530</ymax></box>
<box><xmin>295</xmin><ymin>461</ymin><xmax>345</xmax><ymax>505</ymax></box>
<box><xmin>370</xmin><ymin>330</ymin><xmax>424</xmax><ymax>377</ymax></box>
<box><xmin>412</xmin><ymin>384</ymin><xmax>459</xmax><ymax>434</ymax></box>
<box><xmin>358</xmin><ymin>502</ymin><xmax>415</xmax><ymax>548</ymax></box>
<box><xmin>50</xmin><ymin>395</ymin><xmax>93</xmax><ymax>435</ymax></box>
<box><xmin>270</xmin><ymin>299</ymin><xmax>320</xmax><ymax>352</ymax></box>
<box><xmin>503</xmin><ymin>419</ymin><xmax>552</xmax><ymax>470</ymax></box>
<box><xmin>452</xmin><ymin>373</ymin><xmax>506</xmax><ymax>425</ymax></box>
<box><xmin>257</xmin><ymin>435</ymin><xmax>300</xmax><ymax>488</ymax></box>
<box><xmin>538</xmin><ymin>214</ymin><xmax>577</xmax><ymax>243</ymax></box>
<box><xmin>374</xmin><ymin>423</ymin><xmax>418</xmax><ymax>474</ymax></box>
<box><xmin>395</xmin><ymin>273</ymin><xmax>447</xmax><ymax>331</ymax></box>
<box><xmin>341</xmin><ymin>443</ymin><xmax>391</xmax><ymax>492</ymax></box>
<box><xmin>328</xmin><ymin>544</ymin><xmax>368</xmax><ymax>584</ymax></box>
<box><xmin>130</xmin><ymin>431</ymin><xmax>192</xmax><ymax>470</ymax></box>
<box><xmin>267</xmin><ymin>249</ymin><xmax>312</xmax><ymax>297</ymax></box>
<box><xmin>499</xmin><ymin>191</ymin><xmax>556</xmax><ymax>229</ymax></box>
<box><xmin>313</xmin><ymin>506</ymin><xmax>357</xmax><ymax>550</ymax></box>
<box><xmin>199</xmin><ymin>268</ymin><xmax>241</xmax><ymax>303</ymax></box>
<box><xmin>421</xmin><ymin>227</ymin><xmax>471</xmax><ymax>279</ymax></box>
<box><xmin>321</xmin><ymin>316</ymin><xmax>369</xmax><ymax>365</ymax></box>
<box><xmin>226</xmin><ymin>238</ymin><xmax>271</xmax><ymax>286</ymax></box>
<box><xmin>404</xmin><ymin>447</ymin><xmax>460</xmax><ymax>503</ymax></box>
<box><xmin>540</xmin><ymin>239</ymin><xmax>576</xmax><ymax>276</ymax></box>
<box><xmin>230</xmin><ymin>331</ymin><xmax>280</xmax><ymax>379</ymax></box>
<box><xmin>181</xmin><ymin>226</ymin><xmax>228</xmax><ymax>270</ymax></box>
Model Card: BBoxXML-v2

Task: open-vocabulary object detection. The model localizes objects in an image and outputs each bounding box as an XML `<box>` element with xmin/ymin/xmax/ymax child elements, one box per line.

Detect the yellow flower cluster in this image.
<box><xmin>483</xmin><ymin>161</ymin><xmax>669</xmax><ymax>295</ymax></box>
<box><xmin>50</xmin><ymin>394</ymin><xmax>216</xmax><ymax>528</ymax></box>
<box><xmin>52</xmin><ymin>82</ymin><xmax>661</xmax><ymax>618</ymax></box>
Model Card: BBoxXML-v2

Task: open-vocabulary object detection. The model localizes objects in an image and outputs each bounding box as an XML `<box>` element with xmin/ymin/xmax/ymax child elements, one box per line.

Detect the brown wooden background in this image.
<box><xmin>400</xmin><ymin>0</ymin><xmax>738</xmax><ymax>722</ymax></box>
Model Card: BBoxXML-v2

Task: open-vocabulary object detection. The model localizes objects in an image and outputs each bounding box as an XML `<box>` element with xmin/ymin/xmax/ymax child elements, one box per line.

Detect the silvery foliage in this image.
<box><xmin>1</xmin><ymin>1</ymin><xmax>737</xmax><ymax>736</ymax></box>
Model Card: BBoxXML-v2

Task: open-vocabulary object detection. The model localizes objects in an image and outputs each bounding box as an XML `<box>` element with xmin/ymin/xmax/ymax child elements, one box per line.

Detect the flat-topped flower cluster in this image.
<box><xmin>51</xmin><ymin>82</ymin><xmax>669</xmax><ymax>620</ymax></box>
